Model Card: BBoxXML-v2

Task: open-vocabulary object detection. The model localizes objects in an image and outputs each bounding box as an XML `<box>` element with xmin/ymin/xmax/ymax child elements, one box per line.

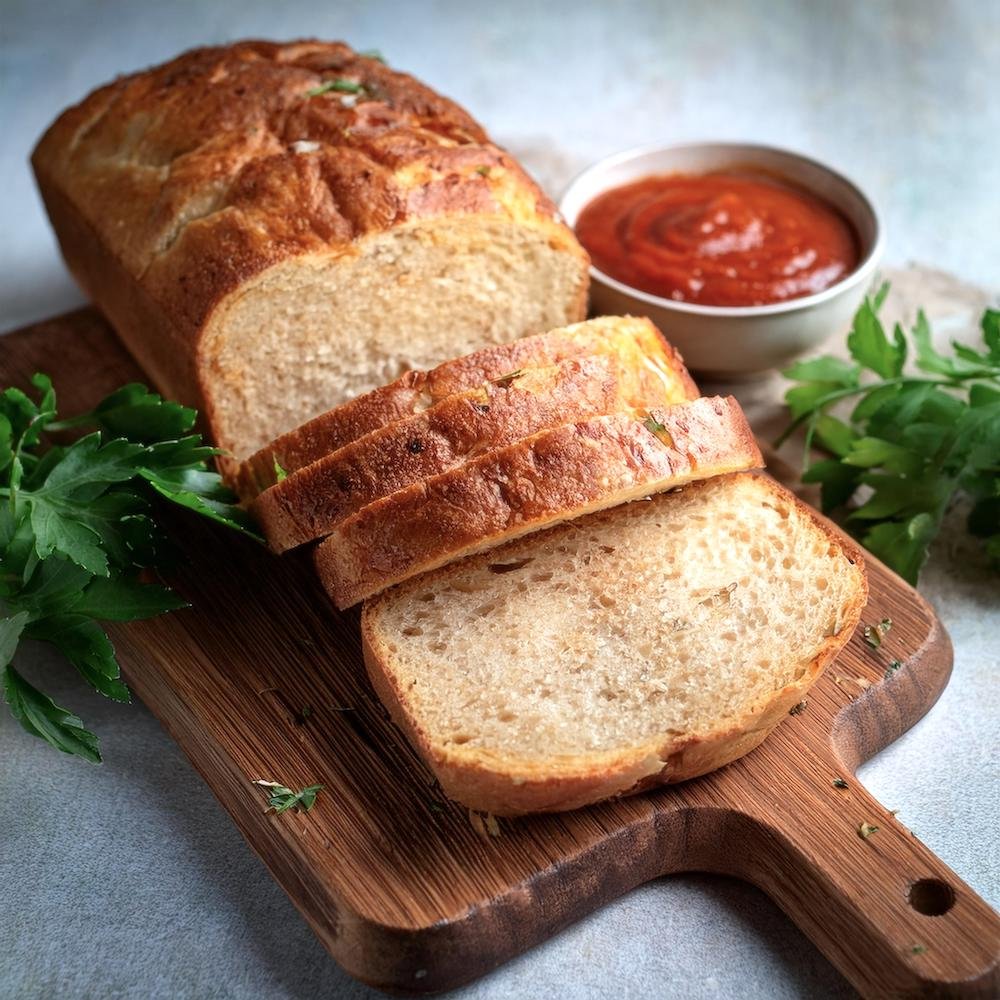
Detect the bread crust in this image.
<box><xmin>237</xmin><ymin>316</ymin><xmax>698</xmax><ymax>496</ymax></box>
<box><xmin>360</xmin><ymin>473</ymin><xmax>869</xmax><ymax>816</ymax></box>
<box><xmin>31</xmin><ymin>40</ymin><xmax>589</xmax><ymax>459</ymax></box>
<box><xmin>253</xmin><ymin>348</ymin><xmax>699</xmax><ymax>552</ymax></box>
<box><xmin>316</xmin><ymin>396</ymin><xmax>763</xmax><ymax>607</ymax></box>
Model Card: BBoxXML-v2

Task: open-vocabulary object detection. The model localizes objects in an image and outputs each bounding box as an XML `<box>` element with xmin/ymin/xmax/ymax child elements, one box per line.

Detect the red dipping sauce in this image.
<box><xmin>574</xmin><ymin>171</ymin><xmax>859</xmax><ymax>307</ymax></box>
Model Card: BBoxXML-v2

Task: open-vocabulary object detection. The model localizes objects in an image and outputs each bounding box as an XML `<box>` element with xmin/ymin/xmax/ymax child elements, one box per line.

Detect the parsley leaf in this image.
<box><xmin>2</xmin><ymin>660</ymin><xmax>102</xmax><ymax>763</ymax></box>
<box><xmin>846</xmin><ymin>296</ymin><xmax>906</xmax><ymax>378</ymax></box>
<box><xmin>0</xmin><ymin>375</ymin><xmax>261</xmax><ymax>761</ymax></box>
<box><xmin>85</xmin><ymin>383</ymin><xmax>198</xmax><ymax>442</ymax></box>
<box><xmin>0</xmin><ymin>610</ymin><xmax>29</xmax><ymax>666</ymax></box>
<box><xmin>779</xmin><ymin>287</ymin><xmax>1000</xmax><ymax>584</ymax></box>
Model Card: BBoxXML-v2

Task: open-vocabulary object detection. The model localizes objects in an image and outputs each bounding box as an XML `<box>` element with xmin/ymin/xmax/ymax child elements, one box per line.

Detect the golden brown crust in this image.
<box><xmin>253</xmin><ymin>358</ymin><xmax>601</xmax><ymax>550</ymax></box>
<box><xmin>253</xmin><ymin>348</ymin><xmax>698</xmax><ymax>552</ymax></box>
<box><xmin>361</xmin><ymin>473</ymin><xmax>868</xmax><ymax>815</ymax></box>
<box><xmin>31</xmin><ymin>40</ymin><xmax>587</xmax><ymax>455</ymax></box>
<box><xmin>317</xmin><ymin>396</ymin><xmax>763</xmax><ymax>607</ymax></box>
<box><xmin>236</xmin><ymin>316</ymin><xmax>698</xmax><ymax>496</ymax></box>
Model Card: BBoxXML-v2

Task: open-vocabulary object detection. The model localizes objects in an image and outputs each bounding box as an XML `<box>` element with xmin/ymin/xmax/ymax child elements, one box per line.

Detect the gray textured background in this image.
<box><xmin>1</xmin><ymin>2</ymin><xmax>998</xmax><ymax>998</ymax></box>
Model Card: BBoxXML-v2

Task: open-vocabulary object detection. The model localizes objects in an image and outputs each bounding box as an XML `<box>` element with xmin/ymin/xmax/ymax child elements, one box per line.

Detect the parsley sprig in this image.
<box><xmin>1</xmin><ymin>375</ymin><xmax>259</xmax><ymax>761</ymax></box>
<box><xmin>779</xmin><ymin>285</ymin><xmax>1000</xmax><ymax>584</ymax></box>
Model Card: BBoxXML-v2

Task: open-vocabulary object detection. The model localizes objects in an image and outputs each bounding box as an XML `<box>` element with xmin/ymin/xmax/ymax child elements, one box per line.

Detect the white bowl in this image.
<box><xmin>559</xmin><ymin>142</ymin><xmax>884</xmax><ymax>376</ymax></box>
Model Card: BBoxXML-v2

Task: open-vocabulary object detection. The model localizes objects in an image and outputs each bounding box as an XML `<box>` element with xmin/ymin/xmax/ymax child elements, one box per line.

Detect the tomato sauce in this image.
<box><xmin>574</xmin><ymin>171</ymin><xmax>859</xmax><ymax>307</ymax></box>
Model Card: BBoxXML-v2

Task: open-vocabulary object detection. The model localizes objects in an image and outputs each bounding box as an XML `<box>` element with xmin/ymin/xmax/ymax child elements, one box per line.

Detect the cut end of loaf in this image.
<box><xmin>361</xmin><ymin>473</ymin><xmax>867</xmax><ymax>815</ymax></box>
<box><xmin>236</xmin><ymin>313</ymin><xmax>698</xmax><ymax>498</ymax></box>
<box><xmin>201</xmin><ymin>216</ymin><xmax>588</xmax><ymax>461</ymax></box>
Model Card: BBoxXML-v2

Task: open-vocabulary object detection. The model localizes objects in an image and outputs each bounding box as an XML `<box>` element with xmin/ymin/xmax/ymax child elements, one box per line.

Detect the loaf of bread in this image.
<box><xmin>317</xmin><ymin>396</ymin><xmax>763</xmax><ymax>607</ymax></box>
<box><xmin>361</xmin><ymin>473</ymin><xmax>867</xmax><ymax>815</ymax></box>
<box><xmin>237</xmin><ymin>315</ymin><xmax>697</xmax><ymax>496</ymax></box>
<box><xmin>32</xmin><ymin>40</ymin><xmax>590</xmax><ymax>471</ymax></box>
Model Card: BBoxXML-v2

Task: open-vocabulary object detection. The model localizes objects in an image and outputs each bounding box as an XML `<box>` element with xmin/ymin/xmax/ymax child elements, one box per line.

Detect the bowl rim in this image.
<box><xmin>558</xmin><ymin>140</ymin><xmax>885</xmax><ymax>318</ymax></box>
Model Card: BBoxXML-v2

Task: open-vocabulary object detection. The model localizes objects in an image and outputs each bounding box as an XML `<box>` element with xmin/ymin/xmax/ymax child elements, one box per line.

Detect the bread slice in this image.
<box><xmin>253</xmin><ymin>350</ymin><xmax>698</xmax><ymax>553</ymax></box>
<box><xmin>316</xmin><ymin>396</ymin><xmax>762</xmax><ymax>607</ymax></box>
<box><xmin>236</xmin><ymin>315</ymin><xmax>697</xmax><ymax>496</ymax></box>
<box><xmin>360</xmin><ymin>473</ymin><xmax>868</xmax><ymax>815</ymax></box>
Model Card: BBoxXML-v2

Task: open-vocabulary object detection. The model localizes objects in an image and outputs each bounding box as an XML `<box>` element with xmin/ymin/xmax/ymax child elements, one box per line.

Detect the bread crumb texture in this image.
<box><xmin>363</xmin><ymin>473</ymin><xmax>866</xmax><ymax>807</ymax></box>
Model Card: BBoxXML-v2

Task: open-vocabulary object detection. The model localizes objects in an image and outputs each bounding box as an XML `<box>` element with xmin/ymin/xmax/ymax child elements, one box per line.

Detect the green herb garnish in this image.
<box><xmin>307</xmin><ymin>78</ymin><xmax>365</xmax><ymax>98</ymax></box>
<box><xmin>779</xmin><ymin>286</ymin><xmax>1000</xmax><ymax>584</ymax></box>
<box><xmin>911</xmin><ymin>944</ymin><xmax>927</xmax><ymax>955</ymax></box>
<box><xmin>885</xmin><ymin>659</ymin><xmax>903</xmax><ymax>679</ymax></box>
<box><xmin>788</xmin><ymin>700</ymin><xmax>808</xmax><ymax>716</ymax></box>
<box><xmin>357</xmin><ymin>48</ymin><xmax>386</xmax><ymax>63</ymax></box>
<box><xmin>862</xmin><ymin>618</ymin><xmax>892</xmax><ymax>649</ymax></box>
<box><xmin>832</xmin><ymin>777</ymin><xmax>849</xmax><ymax>789</ymax></box>
<box><xmin>475</xmin><ymin>166</ymin><xmax>491</xmax><ymax>177</ymax></box>
<box><xmin>253</xmin><ymin>780</ymin><xmax>323</xmax><ymax>813</ymax></box>
<box><xmin>0</xmin><ymin>375</ymin><xmax>259</xmax><ymax>762</ymax></box>
<box><xmin>273</xmin><ymin>458</ymin><xmax>288</xmax><ymax>482</ymax></box>
<box><xmin>858</xmin><ymin>821</ymin><xmax>880</xmax><ymax>839</ymax></box>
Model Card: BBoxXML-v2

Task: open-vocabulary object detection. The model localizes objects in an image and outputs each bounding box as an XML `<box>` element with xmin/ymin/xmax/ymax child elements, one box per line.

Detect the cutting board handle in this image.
<box><xmin>727</xmin><ymin>773</ymin><xmax>1000</xmax><ymax>997</ymax></box>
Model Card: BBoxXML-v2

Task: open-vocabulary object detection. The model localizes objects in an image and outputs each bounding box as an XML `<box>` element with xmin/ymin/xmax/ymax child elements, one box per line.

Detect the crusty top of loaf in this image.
<box><xmin>32</xmin><ymin>39</ymin><xmax>578</xmax><ymax>339</ymax></box>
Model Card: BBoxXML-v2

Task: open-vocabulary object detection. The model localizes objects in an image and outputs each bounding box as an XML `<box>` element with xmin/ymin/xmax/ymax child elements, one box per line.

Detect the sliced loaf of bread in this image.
<box><xmin>361</xmin><ymin>473</ymin><xmax>868</xmax><ymax>815</ymax></box>
<box><xmin>316</xmin><ymin>396</ymin><xmax>762</xmax><ymax>607</ymax></box>
<box><xmin>253</xmin><ymin>351</ymin><xmax>697</xmax><ymax>553</ymax></box>
<box><xmin>236</xmin><ymin>315</ymin><xmax>697</xmax><ymax>496</ymax></box>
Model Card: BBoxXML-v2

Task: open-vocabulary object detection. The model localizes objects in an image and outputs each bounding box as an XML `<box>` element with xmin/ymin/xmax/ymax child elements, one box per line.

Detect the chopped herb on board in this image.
<box><xmin>862</xmin><ymin>617</ymin><xmax>892</xmax><ymax>650</ymax></box>
<box><xmin>858</xmin><ymin>821</ymin><xmax>880</xmax><ymax>839</ymax></box>
<box><xmin>789</xmin><ymin>700</ymin><xmax>808</xmax><ymax>716</ymax></box>
<box><xmin>832</xmin><ymin>777</ymin><xmax>849</xmax><ymax>789</ymax></box>
<box><xmin>779</xmin><ymin>287</ymin><xmax>1000</xmax><ymax>585</ymax></box>
<box><xmin>863</xmin><ymin>625</ymin><xmax>881</xmax><ymax>649</ymax></box>
<box><xmin>911</xmin><ymin>944</ymin><xmax>927</xmax><ymax>955</ymax></box>
<box><xmin>885</xmin><ymin>659</ymin><xmax>903</xmax><ymax>679</ymax></box>
<box><xmin>253</xmin><ymin>780</ymin><xmax>323</xmax><ymax>813</ymax></box>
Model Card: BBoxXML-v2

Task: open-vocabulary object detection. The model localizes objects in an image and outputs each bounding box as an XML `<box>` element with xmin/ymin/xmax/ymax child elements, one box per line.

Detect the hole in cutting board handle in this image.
<box><xmin>908</xmin><ymin>878</ymin><xmax>956</xmax><ymax>916</ymax></box>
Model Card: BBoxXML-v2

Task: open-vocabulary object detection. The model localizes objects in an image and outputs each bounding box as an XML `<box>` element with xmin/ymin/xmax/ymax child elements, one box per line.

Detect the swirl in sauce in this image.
<box><xmin>575</xmin><ymin>171</ymin><xmax>859</xmax><ymax>307</ymax></box>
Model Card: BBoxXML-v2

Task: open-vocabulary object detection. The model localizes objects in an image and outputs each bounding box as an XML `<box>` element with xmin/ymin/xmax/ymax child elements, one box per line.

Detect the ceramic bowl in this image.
<box><xmin>559</xmin><ymin>142</ymin><xmax>884</xmax><ymax>376</ymax></box>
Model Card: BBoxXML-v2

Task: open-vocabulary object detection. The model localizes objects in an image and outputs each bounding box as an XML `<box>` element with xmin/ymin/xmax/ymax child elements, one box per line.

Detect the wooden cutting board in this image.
<box><xmin>4</xmin><ymin>309</ymin><xmax>999</xmax><ymax>998</ymax></box>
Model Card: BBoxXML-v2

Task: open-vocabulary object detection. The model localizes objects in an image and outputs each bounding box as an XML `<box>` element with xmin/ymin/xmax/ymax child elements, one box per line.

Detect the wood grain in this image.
<box><xmin>3</xmin><ymin>309</ymin><xmax>998</xmax><ymax>998</ymax></box>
